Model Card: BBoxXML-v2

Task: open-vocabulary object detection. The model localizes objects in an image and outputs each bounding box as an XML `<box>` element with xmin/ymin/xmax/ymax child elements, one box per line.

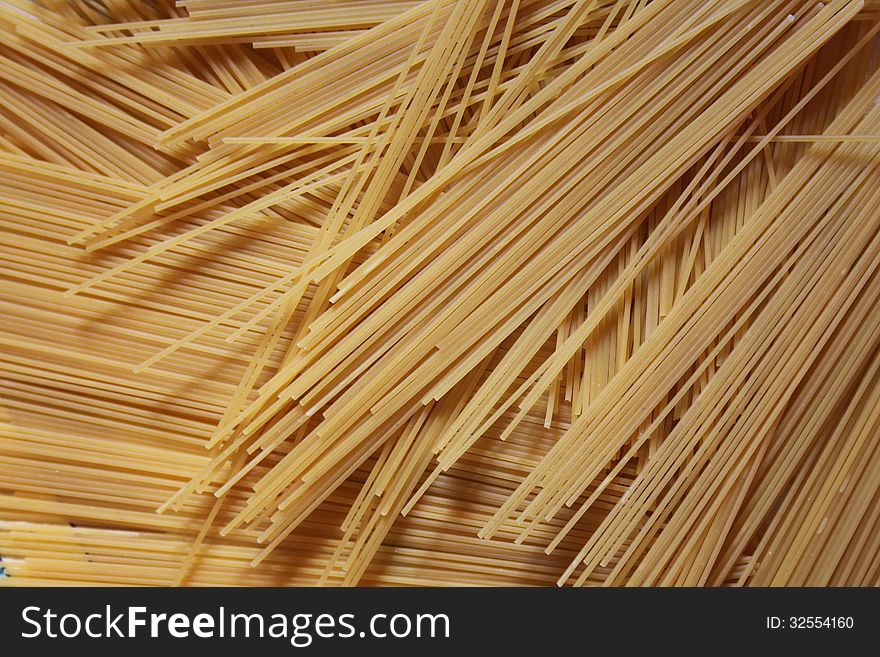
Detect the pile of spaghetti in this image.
<box><xmin>2</xmin><ymin>0</ymin><xmax>880</xmax><ymax>586</ymax></box>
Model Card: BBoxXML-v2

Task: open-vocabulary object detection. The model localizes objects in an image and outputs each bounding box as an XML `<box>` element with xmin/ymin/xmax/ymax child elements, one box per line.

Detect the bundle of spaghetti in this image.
<box><xmin>77</xmin><ymin>0</ymin><xmax>424</xmax><ymax>51</ymax></box>
<box><xmin>152</xmin><ymin>0</ymin><xmax>865</xmax><ymax>563</ymax></box>
<box><xmin>2</xmin><ymin>0</ymin><xmax>880</xmax><ymax>587</ymax></box>
<box><xmin>0</xmin><ymin>74</ymin><xmax>609</xmax><ymax>584</ymax></box>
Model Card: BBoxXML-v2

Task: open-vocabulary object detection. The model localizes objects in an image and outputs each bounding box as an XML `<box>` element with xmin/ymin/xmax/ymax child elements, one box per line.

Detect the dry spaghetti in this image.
<box><xmin>1</xmin><ymin>0</ymin><xmax>879</xmax><ymax>587</ymax></box>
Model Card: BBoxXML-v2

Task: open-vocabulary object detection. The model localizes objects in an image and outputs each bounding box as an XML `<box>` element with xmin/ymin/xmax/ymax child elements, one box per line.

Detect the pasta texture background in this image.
<box><xmin>1</xmin><ymin>0</ymin><xmax>880</xmax><ymax>586</ymax></box>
